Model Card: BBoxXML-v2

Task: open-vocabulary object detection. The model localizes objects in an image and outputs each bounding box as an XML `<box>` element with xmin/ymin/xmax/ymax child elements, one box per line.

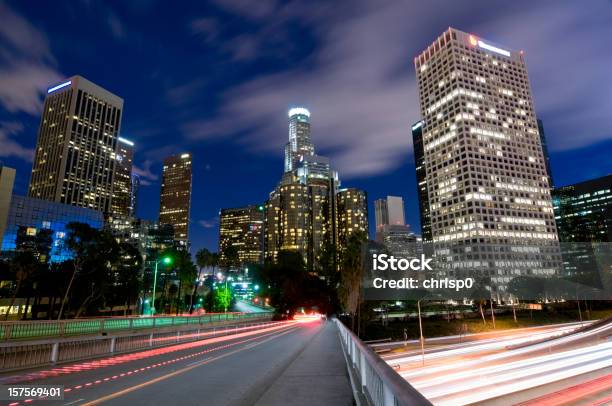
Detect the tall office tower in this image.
<box><xmin>537</xmin><ymin>119</ymin><xmax>554</xmax><ymax>189</ymax></box>
<box><xmin>159</xmin><ymin>153</ymin><xmax>192</xmax><ymax>247</ymax></box>
<box><xmin>412</xmin><ymin>120</ymin><xmax>432</xmax><ymax>242</ymax></box>
<box><xmin>336</xmin><ymin>188</ymin><xmax>368</xmax><ymax>253</ymax></box>
<box><xmin>266</xmin><ymin>108</ymin><xmax>342</xmax><ymax>270</ymax></box>
<box><xmin>110</xmin><ymin>137</ymin><xmax>134</xmax><ymax>217</ymax></box>
<box><xmin>28</xmin><ymin>76</ymin><xmax>123</xmax><ymax>214</ymax></box>
<box><xmin>130</xmin><ymin>173</ymin><xmax>140</xmax><ymax>216</ymax></box>
<box><xmin>415</xmin><ymin>28</ymin><xmax>560</xmax><ymax>294</ymax></box>
<box><xmin>219</xmin><ymin>205</ymin><xmax>264</xmax><ymax>266</ymax></box>
<box><xmin>284</xmin><ymin>108</ymin><xmax>315</xmax><ymax>172</ymax></box>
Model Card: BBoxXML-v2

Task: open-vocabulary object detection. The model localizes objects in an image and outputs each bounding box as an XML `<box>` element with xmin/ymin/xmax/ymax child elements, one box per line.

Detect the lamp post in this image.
<box><xmin>151</xmin><ymin>256</ymin><xmax>172</xmax><ymax>315</ymax></box>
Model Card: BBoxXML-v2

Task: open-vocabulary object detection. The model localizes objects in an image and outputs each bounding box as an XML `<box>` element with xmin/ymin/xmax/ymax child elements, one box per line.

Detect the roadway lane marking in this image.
<box><xmin>62</xmin><ymin>399</ymin><xmax>84</xmax><ymax>405</ymax></box>
<box><xmin>80</xmin><ymin>325</ymin><xmax>302</xmax><ymax>406</ymax></box>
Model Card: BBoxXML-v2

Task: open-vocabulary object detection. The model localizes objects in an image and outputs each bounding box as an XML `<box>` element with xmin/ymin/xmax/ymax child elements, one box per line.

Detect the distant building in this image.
<box><xmin>219</xmin><ymin>205</ymin><xmax>264</xmax><ymax>266</ymax></box>
<box><xmin>412</xmin><ymin>120</ymin><xmax>432</xmax><ymax>242</ymax></box>
<box><xmin>130</xmin><ymin>173</ymin><xmax>140</xmax><ymax>217</ymax></box>
<box><xmin>159</xmin><ymin>153</ymin><xmax>192</xmax><ymax>248</ymax></box>
<box><xmin>111</xmin><ymin>137</ymin><xmax>134</xmax><ymax>217</ymax></box>
<box><xmin>374</xmin><ymin>196</ymin><xmax>406</xmax><ymax>230</ymax></box>
<box><xmin>373</xmin><ymin>195</ymin><xmax>415</xmax><ymax>256</ymax></box>
<box><xmin>0</xmin><ymin>166</ymin><xmax>103</xmax><ymax>263</ymax></box>
<box><xmin>337</xmin><ymin>188</ymin><xmax>368</xmax><ymax>253</ymax></box>
<box><xmin>0</xmin><ymin>166</ymin><xmax>16</xmax><ymax>244</ymax></box>
<box><xmin>28</xmin><ymin>76</ymin><xmax>123</xmax><ymax>214</ymax></box>
<box><xmin>553</xmin><ymin>175</ymin><xmax>611</xmax><ymax>243</ymax></box>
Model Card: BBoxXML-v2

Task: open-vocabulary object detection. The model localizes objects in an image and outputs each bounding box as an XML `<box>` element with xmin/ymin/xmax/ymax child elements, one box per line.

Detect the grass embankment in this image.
<box><xmin>361</xmin><ymin>308</ymin><xmax>612</xmax><ymax>341</ymax></box>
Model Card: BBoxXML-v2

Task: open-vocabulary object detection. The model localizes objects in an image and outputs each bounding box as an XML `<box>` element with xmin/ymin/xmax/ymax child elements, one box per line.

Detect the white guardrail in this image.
<box><xmin>334</xmin><ymin>318</ymin><xmax>432</xmax><ymax>406</ymax></box>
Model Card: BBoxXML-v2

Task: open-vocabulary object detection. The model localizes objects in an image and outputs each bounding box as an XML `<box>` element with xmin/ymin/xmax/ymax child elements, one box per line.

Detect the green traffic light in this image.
<box><xmin>163</xmin><ymin>256</ymin><xmax>172</xmax><ymax>264</ymax></box>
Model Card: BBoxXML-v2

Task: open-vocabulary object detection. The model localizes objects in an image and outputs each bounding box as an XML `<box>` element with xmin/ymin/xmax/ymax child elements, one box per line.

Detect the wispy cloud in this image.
<box><xmin>106</xmin><ymin>9</ymin><xmax>126</xmax><ymax>40</ymax></box>
<box><xmin>132</xmin><ymin>160</ymin><xmax>158</xmax><ymax>186</ymax></box>
<box><xmin>0</xmin><ymin>3</ymin><xmax>62</xmax><ymax>115</ymax></box>
<box><xmin>198</xmin><ymin>216</ymin><xmax>219</xmax><ymax>229</ymax></box>
<box><xmin>184</xmin><ymin>0</ymin><xmax>612</xmax><ymax>178</ymax></box>
<box><xmin>0</xmin><ymin>121</ymin><xmax>35</xmax><ymax>161</ymax></box>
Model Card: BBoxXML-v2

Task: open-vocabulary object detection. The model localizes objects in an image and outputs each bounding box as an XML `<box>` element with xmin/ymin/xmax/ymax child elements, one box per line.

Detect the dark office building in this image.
<box><xmin>411</xmin><ymin>120</ymin><xmax>431</xmax><ymax>242</ymax></box>
<box><xmin>553</xmin><ymin>174</ymin><xmax>612</xmax><ymax>287</ymax></box>
<box><xmin>553</xmin><ymin>175</ymin><xmax>612</xmax><ymax>243</ymax></box>
<box><xmin>537</xmin><ymin>119</ymin><xmax>554</xmax><ymax>189</ymax></box>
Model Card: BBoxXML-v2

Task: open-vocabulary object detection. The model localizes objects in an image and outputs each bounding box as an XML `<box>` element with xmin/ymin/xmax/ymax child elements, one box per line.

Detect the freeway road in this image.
<box><xmin>382</xmin><ymin>320</ymin><xmax>612</xmax><ymax>405</ymax></box>
<box><xmin>1</xmin><ymin>318</ymin><xmax>353</xmax><ymax>406</ymax></box>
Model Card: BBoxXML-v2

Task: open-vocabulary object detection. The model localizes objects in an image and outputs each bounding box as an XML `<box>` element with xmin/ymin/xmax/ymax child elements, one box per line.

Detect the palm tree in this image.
<box><xmin>190</xmin><ymin>248</ymin><xmax>211</xmax><ymax>313</ymax></box>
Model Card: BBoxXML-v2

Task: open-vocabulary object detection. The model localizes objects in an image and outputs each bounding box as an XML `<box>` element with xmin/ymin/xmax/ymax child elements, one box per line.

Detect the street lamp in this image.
<box><xmin>151</xmin><ymin>256</ymin><xmax>172</xmax><ymax>315</ymax></box>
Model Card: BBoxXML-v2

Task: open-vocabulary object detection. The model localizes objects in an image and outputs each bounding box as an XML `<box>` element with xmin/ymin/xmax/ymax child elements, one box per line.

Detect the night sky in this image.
<box><xmin>0</xmin><ymin>0</ymin><xmax>610</xmax><ymax>252</ymax></box>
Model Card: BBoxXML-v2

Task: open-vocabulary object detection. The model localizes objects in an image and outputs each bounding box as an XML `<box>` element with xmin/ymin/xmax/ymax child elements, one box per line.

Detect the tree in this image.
<box><xmin>57</xmin><ymin>223</ymin><xmax>101</xmax><ymax>320</ymax></box>
<box><xmin>3</xmin><ymin>252</ymin><xmax>38</xmax><ymax>320</ymax></box>
<box><xmin>338</xmin><ymin>231</ymin><xmax>368</xmax><ymax>332</ymax></box>
<box><xmin>191</xmin><ymin>248</ymin><xmax>211</xmax><ymax>313</ymax></box>
<box><xmin>112</xmin><ymin>243</ymin><xmax>143</xmax><ymax>315</ymax></box>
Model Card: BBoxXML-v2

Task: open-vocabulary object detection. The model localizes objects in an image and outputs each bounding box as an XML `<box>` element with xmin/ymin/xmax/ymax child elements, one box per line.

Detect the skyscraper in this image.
<box><xmin>336</xmin><ymin>188</ymin><xmax>368</xmax><ymax>253</ymax></box>
<box><xmin>28</xmin><ymin>76</ymin><xmax>123</xmax><ymax>214</ymax></box>
<box><xmin>284</xmin><ymin>108</ymin><xmax>315</xmax><ymax>172</ymax></box>
<box><xmin>111</xmin><ymin>137</ymin><xmax>134</xmax><ymax>217</ymax></box>
<box><xmin>414</xmin><ymin>28</ymin><xmax>560</xmax><ymax>294</ymax></box>
<box><xmin>266</xmin><ymin>107</ymin><xmax>342</xmax><ymax>270</ymax></box>
<box><xmin>412</xmin><ymin>120</ymin><xmax>432</xmax><ymax>242</ymax></box>
<box><xmin>159</xmin><ymin>153</ymin><xmax>192</xmax><ymax>247</ymax></box>
<box><xmin>219</xmin><ymin>205</ymin><xmax>264</xmax><ymax>266</ymax></box>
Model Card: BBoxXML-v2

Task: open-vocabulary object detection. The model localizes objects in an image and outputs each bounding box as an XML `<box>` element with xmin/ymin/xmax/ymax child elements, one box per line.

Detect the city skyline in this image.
<box><xmin>1</xmin><ymin>1</ymin><xmax>611</xmax><ymax>252</ymax></box>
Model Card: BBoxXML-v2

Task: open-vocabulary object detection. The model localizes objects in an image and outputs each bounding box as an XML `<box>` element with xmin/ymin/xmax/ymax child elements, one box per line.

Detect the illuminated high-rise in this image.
<box><xmin>28</xmin><ymin>76</ymin><xmax>123</xmax><ymax>214</ymax></box>
<box><xmin>284</xmin><ymin>108</ymin><xmax>315</xmax><ymax>172</ymax></box>
<box><xmin>266</xmin><ymin>108</ymin><xmax>340</xmax><ymax>270</ymax></box>
<box><xmin>219</xmin><ymin>205</ymin><xmax>264</xmax><ymax>266</ymax></box>
<box><xmin>415</xmin><ymin>28</ymin><xmax>560</xmax><ymax>293</ymax></box>
<box><xmin>111</xmin><ymin>137</ymin><xmax>134</xmax><ymax>217</ymax></box>
<box><xmin>337</xmin><ymin>188</ymin><xmax>368</xmax><ymax>253</ymax></box>
<box><xmin>159</xmin><ymin>153</ymin><xmax>192</xmax><ymax>247</ymax></box>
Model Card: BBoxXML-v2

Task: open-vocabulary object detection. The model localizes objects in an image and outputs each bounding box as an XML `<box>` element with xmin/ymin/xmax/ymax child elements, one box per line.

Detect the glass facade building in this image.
<box><xmin>1</xmin><ymin>195</ymin><xmax>104</xmax><ymax>263</ymax></box>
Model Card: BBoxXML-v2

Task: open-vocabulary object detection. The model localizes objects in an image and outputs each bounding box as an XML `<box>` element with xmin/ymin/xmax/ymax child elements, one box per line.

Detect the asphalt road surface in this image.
<box><xmin>1</xmin><ymin>318</ymin><xmax>353</xmax><ymax>406</ymax></box>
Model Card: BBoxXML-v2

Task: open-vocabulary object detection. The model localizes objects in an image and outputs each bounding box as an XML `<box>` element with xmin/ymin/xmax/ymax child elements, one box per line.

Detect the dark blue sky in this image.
<box><xmin>1</xmin><ymin>0</ymin><xmax>611</xmax><ymax>251</ymax></box>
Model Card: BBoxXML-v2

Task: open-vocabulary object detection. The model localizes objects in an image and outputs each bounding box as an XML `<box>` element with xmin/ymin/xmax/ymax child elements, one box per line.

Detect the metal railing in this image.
<box><xmin>0</xmin><ymin>317</ymin><xmax>276</xmax><ymax>371</ymax></box>
<box><xmin>334</xmin><ymin>318</ymin><xmax>432</xmax><ymax>406</ymax></box>
<box><xmin>0</xmin><ymin>312</ymin><xmax>273</xmax><ymax>341</ymax></box>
